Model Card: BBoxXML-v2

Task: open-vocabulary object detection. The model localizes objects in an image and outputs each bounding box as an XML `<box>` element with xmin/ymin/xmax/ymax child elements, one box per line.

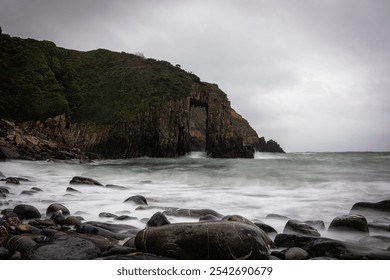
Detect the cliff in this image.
<box><xmin>0</xmin><ymin>32</ymin><xmax>283</xmax><ymax>159</ymax></box>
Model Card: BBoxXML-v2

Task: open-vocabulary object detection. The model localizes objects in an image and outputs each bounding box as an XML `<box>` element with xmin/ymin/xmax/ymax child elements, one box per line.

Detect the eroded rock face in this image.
<box><xmin>135</xmin><ymin>221</ymin><xmax>270</xmax><ymax>259</ymax></box>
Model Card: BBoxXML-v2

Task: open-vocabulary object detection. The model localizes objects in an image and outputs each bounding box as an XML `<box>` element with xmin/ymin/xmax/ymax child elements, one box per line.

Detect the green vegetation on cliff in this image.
<box><xmin>0</xmin><ymin>33</ymin><xmax>200</xmax><ymax>123</ymax></box>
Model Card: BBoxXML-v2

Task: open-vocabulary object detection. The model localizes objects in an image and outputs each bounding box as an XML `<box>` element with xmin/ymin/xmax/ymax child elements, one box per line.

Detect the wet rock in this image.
<box><xmin>7</xmin><ymin>216</ymin><xmax>21</xmax><ymax>226</ymax></box>
<box><xmin>135</xmin><ymin>221</ymin><xmax>270</xmax><ymax>259</ymax></box>
<box><xmin>24</xmin><ymin>235</ymin><xmax>101</xmax><ymax>260</ymax></box>
<box><xmin>147</xmin><ymin>212</ymin><xmax>170</xmax><ymax>227</ymax></box>
<box><xmin>163</xmin><ymin>208</ymin><xmax>222</xmax><ymax>218</ymax></box>
<box><xmin>41</xmin><ymin>228</ymin><xmax>59</xmax><ymax>238</ymax></box>
<box><xmin>0</xmin><ymin>171</ymin><xmax>5</xmax><ymax>178</ymax></box>
<box><xmin>20</xmin><ymin>190</ymin><xmax>36</xmax><ymax>196</ymax></box>
<box><xmin>0</xmin><ymin>225</ymin><xmax>9</xmax><ymax>245</ymax></box>
<box><xmin>351</xmin><ymin>200</ymin><xmax>390</xmax><ymax>218</ymax></box>
<box><xmin>0</xmin><ymin>247</ymin><xmax>10</xmax><ymax>260</ymax></box>
<box><xmin>64</xmin><ymin>216</ymin><xmax>83</xmax><ymax>226</ymax></box>
<box><xmin>86</xmin><ymin>221</ymin><xmax>139</xmax><ymax>235</ymax></box>
<box><xmin>283</xmin><ymin>247</ymin><xmax>310</xmax><ymax>260</ymax></box>
<box><xmin>76</xmin><ymin>222</ymin><xmax>136</xmax><ymax>240</ymax></box>
<box><xmin>254</xmin><ymin>222</ymin><xmax>278</xmax><ymax>235</ymax></box>
<box><xmin>0</xmin><ymin>192</ymin><xmax>6</xmax><ymax>198</ymax></box>
<box><xmin>99</xmin><ymin>212</ymin><xmax>118</xmax><ymax>218</ymax></box>
<box><xmin>124</xmin><ymin>195</ymin><xmax>148</xmax><ymax>205</ymax></box>
<box><xmin>274</xmin><ymin>233</ymin><xmax>332</xmax><ymax>249</ymax></box>
<box><xmin>105</xmin><ymin>184</ymin><xmax>127</xmax><ymax>190</ymax></box>
<box><xmin>46</xmin><ymin>203</ymin><xmax>70</xmax><ymax>217</ymax></box>
<box><xmin>13</xmin><ymin>204</ymin><xmax>41</xmax><ymax>219</ymax></box>
<box><xmin>4</xmin><ymin>235</ymin><xmax>37</xmax><ymax>255</ymax></box>
<box><xmin>51</xmin><ymin>211</ymin><xmax>66</xmax><ymax>225</ymax></box>
<box><xmin>0</xmin><ymin>187</ymin><xmax>9</xmax><ymax>194</ymax></box>
<box><xmin>29</xmin><ymin>219</ymin><xmax>55</xmax><ymax>228</ymax></box>
<box><xmin>266</xmin><ymin>214</ymin><xmax>290</xmax><ymax>221</ymax></box>
<box><xmin>283</xmin><ymin>220</ymin><xmax>321</xmax><ymax>237</ymax></box>
<box><xmin>270</xmin><ymin>250</ymin><xmax>285</xmax><ymax>260</ymax></box>
<box><xmin>9</xmin><ymin>251</ymin><xmax>21</xmax><ymax>260</ymax></box>
<box><xmin>328</xmin><ymin>214</ymin><xmax>369</xmax><ymax>237</ymax></box>
<box><xmin>368</xmin><ymin>223</ymin><xmax>390</xmax><ymax>234</ymax></box>
<box><xmin>5</xmin><ymin>177</ymin><xmax>19</xmax><ymax>184</ymax></box>
<box><xmin>222</xmin><ymin>215</ymin><xmax>275</xmax><ymax>248</ymax></box>
<box><xmin>15</xmin><ymin>224</ymin><xmax>32</xmax><ymax>233</ymax></box>
<box><xmin>66</xmin><ymin>187</ymin><xmax>82</xmax><ymax>193</ymax></box>
<box><xmin>304</xmin><ymin>220</ymin><xmax>326</xmax><ymax>231</ymax></box>
<box><xmin>359</xmin><ymin>236</ymin><xmax>390</xmax><ymax>250</ymax></box>
<box><xmin>69</xmin><ymin>176</ymin><xmax>103</xmax><ymax>186</ymax></box>
<box><xmin>100</xmin><ymin>245</ymin><xmax>135</xmax><ymax>257</ymax></box>
<box><xmin>114</xmin><ymin>215</ymin><xmax>136</xmax><ymax>221</ymax></box>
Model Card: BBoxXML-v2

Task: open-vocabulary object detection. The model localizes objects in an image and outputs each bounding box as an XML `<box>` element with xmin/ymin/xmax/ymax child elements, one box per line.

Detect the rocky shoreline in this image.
<box><xmin>1</xmin><ymin>174</ymin><xmax>390</xmax><ymax>260</ymax></box>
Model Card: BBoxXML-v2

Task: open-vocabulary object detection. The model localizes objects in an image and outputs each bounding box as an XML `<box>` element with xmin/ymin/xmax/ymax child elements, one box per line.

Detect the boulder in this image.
<box><xmin>46</xmin><ymin>203</ymin><xmax>70</xmax><ymax>217</ymax></box>
<box><xmin>5</xmin><ymin>177</ymin><xmax>19</xmax><ymax>184</ymax></box>
<box><xmin>0</xmin><ymin>247</ymin><xmax>10</xmax><ymax>260</ymax></box>
<box><xmin>24</xmin><ymin>235</ymin><xmax>100</xmax><ymax>260</ymax></box>
<box><xmin>13</xmin><ymin>204</ymin><xmax>41</xmax><ymax>219</ymax></box>
<box><xmin>99</xmin><ymin>212</ymin><xmax>118</xmax><ymax>218</ymax></box>
<box><xmin>69</xmin><ymin>176</ymin><xmax>103</xmax><ymax>186</ymax></box>
<box><xmin>283</xmin><ymin>220</ymin><xmax>321</xmax><ymax>237</ymax></box>
<box><xmin>123</xmin><ymin>195</ymin><xmax>148</xmax><ymax>205</ymax></box>
<box><xmin>351</xmin><ymin>200</ymin><xmax>390</xmax><ymax>219</ymax></box>
<box><xmin>0</xmin><ymin>225</ymin><xmax>9</xmax><ymax>245</ymax></box>
<box><xmin>66</xmin><ymin>187</ymin><xmax>82</xmax><ymax>193</ymax></box>
<box><xmin>328</xmin><ymin>214</ymin><xmax>369</xmax><ymax>237</ymax></box>
<box><xmin>147</xmin><ymin>212</ymin><xmax>170</xmax><ymax>227</ymax></box>
<box><xmin>135</xmin><ymin>221</ymin><xmax>270</xmax><ymax>259</ymax></box>
<box><xmin>265</xmin><ymin>213</ymin><xmax>290</xmax><ymax>221</ymax></box>
<box><xmin>4</xmin><ymin>235</ymin><xmax>37</xmax><ymax>255</ymax></box>
<box><xmin>304</xmin><ymin>220</ymin><xmax>326</xmax><ymax>231</ymax></box>
<box><xmin>254</xmin><ymin>222</ymin><xmax>278</xmax><ymax>235</ymax></box>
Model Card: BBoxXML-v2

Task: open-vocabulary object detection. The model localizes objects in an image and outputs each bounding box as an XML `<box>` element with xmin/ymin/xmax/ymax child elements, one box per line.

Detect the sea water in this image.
<box><xmin>1</xmin><ymin>152</ymin><xmax>389</xmax><ymax>237</ymax></box>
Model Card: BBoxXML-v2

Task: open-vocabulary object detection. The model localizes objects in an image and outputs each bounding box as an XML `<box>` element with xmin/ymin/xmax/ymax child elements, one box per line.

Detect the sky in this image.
<box><xmin>1</xmin><ymin>0</ymin><xmax>389</xmax><ymax>152</ymax></box>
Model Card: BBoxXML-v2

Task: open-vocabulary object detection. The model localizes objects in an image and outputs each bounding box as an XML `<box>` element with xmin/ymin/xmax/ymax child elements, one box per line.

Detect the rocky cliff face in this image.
<box><xmin>0</xmin><ymin>32</ymin><xmax>284</xmax><ymax>159</ymax></box>
<box><xmin>17</xmin><ymin>82</ymin><xmax>255</xmax><ymax>159</ymax></box>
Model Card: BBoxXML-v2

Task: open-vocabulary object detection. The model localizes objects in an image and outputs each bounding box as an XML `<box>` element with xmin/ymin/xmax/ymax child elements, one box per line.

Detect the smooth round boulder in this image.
<box><xmin>283</xmin><ymin>220</ymin><xmax>321</xmax><ymax>237</ymax></box>
<box><xmin>135</xmin><ymin>221</ymin><xmax>270</xmax><ymax>260</ymax></box>
<box><xmin>328</xmin><ymin>214</ymin><xmax>369</xmax><ymax>236</ymax></box>
<box><xmin>4</xmin><ymin>235</ymin><xmax>37</xmax><ymax>255</ymax></box>
<box><xmin>13</xmin><ymin>204</ymin><xmax>41</xmax><ymax>219</ymax></box>
<box><xmin>147</xmin><ymin>212</ymin><xmax>170</xmax><ymax>227</ymax></box>
<box><xmin>46</xmin><ymin>203</ymin><xmax>70</xmax><ymax>217</ymax></box>
<box><xmin>123</xmin><ymin>195</ymin><xmax>148</xmax><ymax>205</ymax></box>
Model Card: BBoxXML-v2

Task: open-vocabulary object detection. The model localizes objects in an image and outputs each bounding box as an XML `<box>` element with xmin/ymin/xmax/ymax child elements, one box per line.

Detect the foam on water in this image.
<box><xmin>1</xmin><ymin>152</ymin><xmax>390</xmax><ymax>237</ymax></box>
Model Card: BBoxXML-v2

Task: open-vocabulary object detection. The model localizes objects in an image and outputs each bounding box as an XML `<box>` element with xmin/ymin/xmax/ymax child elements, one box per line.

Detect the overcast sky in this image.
<box><xmin>1</xmin><ymin>0</ymin><xmax>389</xmax><ymax>152</ymax></box>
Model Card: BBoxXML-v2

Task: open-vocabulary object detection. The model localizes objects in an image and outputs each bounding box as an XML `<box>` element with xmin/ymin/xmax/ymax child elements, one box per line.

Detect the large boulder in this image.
<box><xmin>135</xmin><ymin>221</ymin><xmax>270</xmax><ymax>259</ymax></box>
<box><xmin>24</xmin><ymin>235</ymin><xmax>101</xmax><ymax>260</ymax></box>
<box><xmin>13</xmin><ymin>204</ymin><xmax>41</xmax><ymax>219</ymax></box>
<box><xmin>328</xmin><ymin>214</ymin><xmax>369</xmax><ymax>237</ymax></box>
<box><xmin>283</xmin><ymin>220</ymin><xmax>321</xmax><ymax>237</ymax></box>
<box><xmin>46</xmin><ymin>203</ymin><xmax>70</xmax><ymax>217</ymax></box>
<box><xmin>350</xmin><ymin>200</ymin><xmax>390</xmax><ymax>219</ymax></box>
<box><xmin>69</xmin><ymin>176</ymin><xmax>103</xmax><ymax>186</ymax></box>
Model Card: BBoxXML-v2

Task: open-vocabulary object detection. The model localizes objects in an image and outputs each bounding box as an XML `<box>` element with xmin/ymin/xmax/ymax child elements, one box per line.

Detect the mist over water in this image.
<box><xmin>1</xmin><ymin>152</ymin><xmax>390</xmax><ymax>237</ymax></box>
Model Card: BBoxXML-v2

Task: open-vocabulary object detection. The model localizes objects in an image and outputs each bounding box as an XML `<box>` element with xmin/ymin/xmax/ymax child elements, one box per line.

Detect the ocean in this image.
<box><xmin>1</xmin><ymin>152</ymin><xmax>389</xmax><ymax>239</ymax></box>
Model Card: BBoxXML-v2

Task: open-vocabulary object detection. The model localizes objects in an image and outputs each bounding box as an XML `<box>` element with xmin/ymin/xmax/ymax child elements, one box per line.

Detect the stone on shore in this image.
<box><xmin>283</xmin><ymin>220</ymin><xmax>321</xmax><ymax>237</ymax></box>
<box><xmin>24</xmin><ymin>235</ymin><xmax>101</xmax><ymax>260</ymax></box>
<box><xmin>46</xmin><ymin>203</ymin><xmax>70</xmax><ymax>217</ymax></box>
<box><xmin>13</xmin><ymin>204</ymin><xmax>41</xmax><ymax>219</ymax></box>
<box><xmin>163</xmin><ymin>208</ymin><xmax>222</xmax><ymax>218</ymax></box>
<box><xmin>147</xmin><ymin>212</ymin><xmax>170</xmax><ymax>227</ymax></box>
<box><xmin>350</xmin><ymin>200</ymin><xmax>390</xmax><ymax>219</ymax></box>
<box><xmin>135</xmin><ymin>221</ymin><xmax>270</xmax><ymax>259</ymax></box>
<box><xmin>69</xmin><ymin>176</ymin><xmax>103</xmax><ymax>186</ymax></box>
<box><xmin>328</xmin><ymin>214</ymin><xmax>369</xmax><ymax>237</ymax></box>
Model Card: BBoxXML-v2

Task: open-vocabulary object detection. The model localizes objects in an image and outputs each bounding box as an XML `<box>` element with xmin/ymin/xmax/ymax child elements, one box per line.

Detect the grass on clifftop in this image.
<box><xmin>0</xmin><ymin>33</ymin><xmax>200</xmax><ymax>123</ymax></box>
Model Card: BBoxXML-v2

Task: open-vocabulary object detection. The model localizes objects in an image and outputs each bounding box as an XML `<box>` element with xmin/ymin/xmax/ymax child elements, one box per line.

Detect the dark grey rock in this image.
<box><xmin>283</xmin><ymin>247</ymin><xmax>310</xmax><ymax>260</ymax></box>
<box><xmin>5</xmin><ymin>177</ymin><xmax>19</xmax><ymax>184</ymax></box>
<box><xmin>254</xmin><ymin>222</ymin><xmax>278</xmax><ymax>235</ymax></box>
<box><xmin>199</xmin><ymin>214</ymin><xmax>220</xmax><ymax>221</ymax></box>
<box><xmin>0</xmin><ymin>225</ymin><xmax>9</xmax><ymax>245</ymax></box>
<box><xmin>46</xmin><ymin>203</ymin><xmax>70</xmax><ymax>217</ymax></box>
<box><xmin>114</xmin><ymin>215</ymin><xmax>136</xmax><ymax>221</ymax></box>
<box><xmin>124</xmin><ymin>195</ymin><xmax>148</xmax><ymax>205</ymax></box>
<box><xmin>51</xmin><ymin>211</ymin><xmax>66</xmax><ymax>225</ymax></box>
<box><xmin>24</xmin><ymin>235</ymin><xmax>100</xmax><ymax>260</ymax></box>
<box><xmin>100</xmin><ymin>245</ymin><xmax>136</xmax><ymax>257</ymax></box>
<box><xmin>270</xmin><ymin>250</ymin><xmax>285</xmax><ymax>260</ymax></box>
<box><xmin>0</xmin><ymin>171</ymin><xmax>5</xmax><ymax>178</ymax></box>
<box><xmin>359</xmin><ymin>236</ymin><xmax>390</xmax><ymax>250</ymax></box>
<box><xmin>147</xmin><ymin>212</ymin><xmax>170</xmax><ymax>227</ymax></box>
<box><xmin>69</xmin><ymin>176</ymin><xmax>103</xmax><ymax>186</ymax></box>
<box><xmin>99</xmin><ymin>212</ymin><xmax>118</xmax><ymax>218</ymax></box>
<box><xmin>368</xmin><ymin>223</ymin><xmax>390</xmax><ymax>234</ymax></box>
<box><xmin>135</xmin><ymin>221</ymin><xmax>270</xmax><ymax>259</ymax></box>
<box><xmin>304</xmin><ymin>220</ymin><xmax>326</xmax><ymax>231</ymax></box>
<box><xmin>328</xmin><ymin>214</ymin><xmax>369</xmax><ymax>237</ymax></box>
<box><xmin>64</xmin><ymin>216</ymin><xmax>83</xmax><ymax>226</ymax></box>
<box><xmin>76</xmin><ymin>223</ymin><xmax>129</xmax><ymax>240</ymax></box>
<box><xmin>283</xmin><ymin>220</ymin><xmax>321</xmax><ymax>237</ymax></box>
<box><xmin>0</xmin><ymin>247</ymin><xmax>10</xmax><ymax>259</ymax></box>
<box><xmin>66</xmin><ymin>187</ymin><xmax>82</xmax><ymax>193</ymax></box>
<box><xmin>105</xmin><ymin>184</ymin><xmax>127</xmax><ymax>190</ymax></box>
<box><xmin>4</xmin><ymin>235</ymin><xmax>37</xmax><ymax>255</ymax></box>
<box><xmin>351</xmin><ymin>200</ymin><xmax>390</xmax><ymax>218</ymax></box>
<box><xmin>13</xmin><ymin>204</ymin><xmax>41</xmax><ymax>219</ymax></box>
<box><xmin>85</xmin><ymin>221</ymin><xmax>139</xmax><ymax>235</ymax></box>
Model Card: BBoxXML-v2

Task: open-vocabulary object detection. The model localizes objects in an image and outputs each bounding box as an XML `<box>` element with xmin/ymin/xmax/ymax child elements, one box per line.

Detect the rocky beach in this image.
<box><xmin>1</xmin><ymin>156</ymin><xmax>390</xmax><ymax>260</ymax></box>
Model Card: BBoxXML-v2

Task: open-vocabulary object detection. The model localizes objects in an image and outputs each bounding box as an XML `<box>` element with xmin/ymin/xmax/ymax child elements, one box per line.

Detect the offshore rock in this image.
<box><xmin>350</xmin><ymin>200</ymin><xmax>390</xmax><ymax>219</ymax></box>
<box><xmin>124</xmin><ymin>195</ymin><xmax>148</xmax><ymax>205</ymax></box>
<box><xmin>135</xmin><ymin>221</ymin><xmax>270</xmax><ymax>259</ymax></box>
<box><xmin>257</xmin><ymin>137</ymin><xmax>285</xmax><ymax>153</ymax></box>
<box><xmin>163</xmin><ymin>208</ymin><xmax>222</xmax><ymax>218</ymax></box>
<box><xmin>69</xmin><ymin>176</ymin><xmax>103</xmax><ymax>186</ymax></box>
<box><xmin>46</xmin><ymin>203</ymin><xmax>70</xmax><ymax>217</ymax></box>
